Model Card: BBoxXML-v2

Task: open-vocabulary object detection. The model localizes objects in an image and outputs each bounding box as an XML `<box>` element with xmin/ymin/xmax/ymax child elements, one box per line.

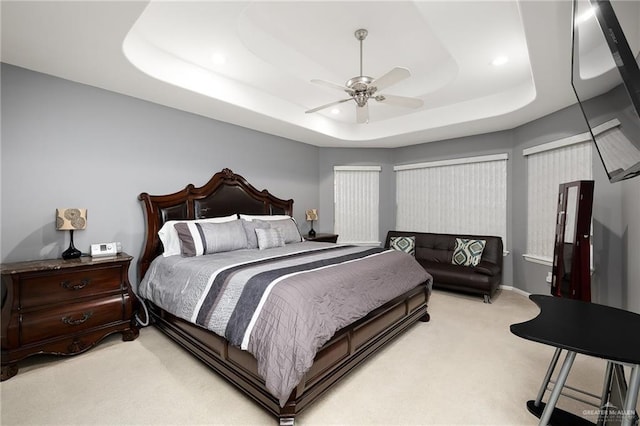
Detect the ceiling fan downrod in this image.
<box><xmin>355</xmin><ymin>28</ymin><xmax>368</xmax><ymax>77</ymax></box>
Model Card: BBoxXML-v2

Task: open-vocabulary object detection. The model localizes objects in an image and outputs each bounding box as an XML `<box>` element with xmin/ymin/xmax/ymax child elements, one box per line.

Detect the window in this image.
<box><xmin>334</xmin><ymin>166</ymin><xmax>381</xmax><ymax>245</ymax></box>
<box><xmin>524</xmin><ymin>134</ymin><xmax>593</xmax><ymax>264</ymax></box>
<box><xmin>394</xmin><ymin>154</ymin><xmax>508</xmax><ymax>246</ymax></box>
<box><xmin>591</xmin><ymin>118</ymin><xmax>640</xmax><ymax>177</ymax></box>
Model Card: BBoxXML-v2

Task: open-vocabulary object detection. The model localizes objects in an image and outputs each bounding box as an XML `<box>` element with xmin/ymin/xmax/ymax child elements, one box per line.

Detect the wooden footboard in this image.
<box><xmin>147</xmin><ymin>282</ymin><xmax>430</xmax><ymax>424</ymax></box>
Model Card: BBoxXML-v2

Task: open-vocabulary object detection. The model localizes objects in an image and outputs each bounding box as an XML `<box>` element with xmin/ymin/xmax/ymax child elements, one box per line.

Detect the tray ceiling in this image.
<box><xmin>2</xmin><ymin>1</ymin><xmax>636</xmax><ymax>147</ymax></box>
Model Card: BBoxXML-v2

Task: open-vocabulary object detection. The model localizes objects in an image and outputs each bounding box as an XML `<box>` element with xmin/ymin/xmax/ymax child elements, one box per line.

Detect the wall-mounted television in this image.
<box><xmin>571</xmin><ymin>0</ymin><xmax>640</xmax><ymax>183</ymax></box>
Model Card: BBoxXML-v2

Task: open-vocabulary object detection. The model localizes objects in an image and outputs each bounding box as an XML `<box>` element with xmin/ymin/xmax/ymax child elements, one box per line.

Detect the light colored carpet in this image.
<box><xmin>1</xmin><ymin>289</ymin><xmax>636</xmax><ymax>425</ymax></box>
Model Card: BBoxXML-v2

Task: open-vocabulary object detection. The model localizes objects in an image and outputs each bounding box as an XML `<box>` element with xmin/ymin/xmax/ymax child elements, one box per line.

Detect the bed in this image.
<box><xmin>137</xmin><ymin>168</ymin><xmax>432</xmax><ymax>425</ymax></box>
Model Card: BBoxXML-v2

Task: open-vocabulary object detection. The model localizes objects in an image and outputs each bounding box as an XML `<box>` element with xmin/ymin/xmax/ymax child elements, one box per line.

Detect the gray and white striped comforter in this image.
<box><xmin>138</xmin><ymin>242</ymin><xmax>432</xmax><ymax>406</ymax></box>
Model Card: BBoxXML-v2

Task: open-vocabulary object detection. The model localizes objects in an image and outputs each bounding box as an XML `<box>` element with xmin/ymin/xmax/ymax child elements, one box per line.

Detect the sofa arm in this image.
<box><xmin>474</xmin><ymin>261</ymin><xmax>500</xmax><ymax>277</ymax></box>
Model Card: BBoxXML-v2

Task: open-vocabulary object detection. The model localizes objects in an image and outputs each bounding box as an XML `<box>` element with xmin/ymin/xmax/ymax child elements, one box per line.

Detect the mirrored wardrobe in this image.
<box><xmin>551</xmin><ymin>180</ymin><xmax>594</xmax><ymax>301</ymax></box>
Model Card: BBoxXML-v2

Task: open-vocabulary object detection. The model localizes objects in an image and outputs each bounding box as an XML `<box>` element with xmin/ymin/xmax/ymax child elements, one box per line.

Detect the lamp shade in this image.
<box><xmin>305</xmin><ymin>209</ymin><xmax>318</xmax><ymax>221</ymax></box>
<box><xmin>56</xmin><ymin>208</ymin><xmax>87</xmax><ymax>230</ymax></box>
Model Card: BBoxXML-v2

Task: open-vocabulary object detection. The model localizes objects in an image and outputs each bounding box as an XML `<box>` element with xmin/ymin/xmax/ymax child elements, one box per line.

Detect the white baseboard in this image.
<box><xmin>499</xmin><ymin>285</ymin><xmax>531</xmax><ymax>298</ymax></box>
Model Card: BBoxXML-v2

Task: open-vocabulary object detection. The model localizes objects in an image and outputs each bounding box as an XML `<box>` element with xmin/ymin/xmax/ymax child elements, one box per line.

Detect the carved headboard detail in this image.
<box><xmin>138</xmin><ymin>168</ymin><xmax>293</xmax><ymax>280</ymax></box>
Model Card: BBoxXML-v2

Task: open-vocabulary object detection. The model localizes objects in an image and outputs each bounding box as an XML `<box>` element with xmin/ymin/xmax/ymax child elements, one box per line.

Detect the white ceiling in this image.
<box><xmin>0</xmin><ymin>0</ymin><xmax>630</xmax><ymax>148</ymax></box>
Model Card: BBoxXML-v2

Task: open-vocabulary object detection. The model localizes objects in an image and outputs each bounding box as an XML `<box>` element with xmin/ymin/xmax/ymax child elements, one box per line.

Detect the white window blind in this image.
<box><xmin>394</xmin><ymin>154</ymin><xmax>508</xmax><ymax>246</ymax></box>
<box><xmin>524</xmin><ymin>136</ymin><xmax>593</xmax><ymax>262</ymax></box>
<box><xmin>592</xmin><ymin>119</ymin><xmax>640</xmax><ymax>174</ymax></box>
<box><xmin>334</xmin><ymin>166</ymin><xmax>381</xmax><ymax>245</ymax></box>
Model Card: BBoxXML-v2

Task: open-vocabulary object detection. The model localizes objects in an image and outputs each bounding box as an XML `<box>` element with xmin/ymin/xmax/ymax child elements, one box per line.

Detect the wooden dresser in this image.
<box><xmin>1</xmin><ymin>253</ymin><xmax>139</xmax><ymax>380</ymax></box>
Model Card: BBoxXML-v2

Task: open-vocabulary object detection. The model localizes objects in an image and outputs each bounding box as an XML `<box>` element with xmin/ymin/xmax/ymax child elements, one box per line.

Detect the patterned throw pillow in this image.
<box><xmin>255</xmin><ymin>227</ymin><xmax>286</xmax><ymax>250</ymax></box>
<box><xmin>389</xmin><ymin>236</ymin><xmax>416</xmax><ymax>256</ymax></box>
<box><xmin>452</xmin><ymin>238</ymin><xmax>486</xmax><ymax>266</ymax></box>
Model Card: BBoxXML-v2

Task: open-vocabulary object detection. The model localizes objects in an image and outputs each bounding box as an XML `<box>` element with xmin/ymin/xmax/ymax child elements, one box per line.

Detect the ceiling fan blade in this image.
<box><xmin>375</xmin><ymin>94</ymin><xmax>424</xmax><ymax>109</ymax></box>
<box><xmin>371</xmin><ymin>67</ymin><xmax>411</xmax><ymax>92</ymax></box>
<box><xmin>311</xmin><ymin>79</ymin><xmax>349</xmax><ymax>93</ymax></box>
<box><xmin>356</xmin><ymin>103</ymin><xmax>369</xmax><ymax>124</ymax></box>
<box><xmin>305</xmin><ymin>98</ymin><xmax>352</xmax><ymax>114</ymax></box>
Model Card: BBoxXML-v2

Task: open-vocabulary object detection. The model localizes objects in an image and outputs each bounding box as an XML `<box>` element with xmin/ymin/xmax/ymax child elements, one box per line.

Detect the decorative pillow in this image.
<box><xmin>253</xmin><ymin>218</ymin><xmax>302</xmax><ymax>244</ymax></box>
<box><xmin>452</xmin><ymin>238</ymin><xmax>486</xmax><ymax>267</ymax></box>
<box><xmin>158</xmin><ymin>214</ymin><xmax>238</xmax><ymax>257</ymax></box>
<box><xmin>389</xmin><ymin>236</ymin><xmax>416</xmax><ymax>256</ymax></box>
<box><xmin>174</xmin><ymin>219</ymin><xmax>248</xmax><ymax>257</ymax></box>
<box><xmin>255</xmin><ymin>227</ymin><xmax>285</xmax><ymax>250</ymax></box>
<box><xmin>241</xmin><ymin>219</ymin><xmax>272</xmax><ymax>249</ymax></box>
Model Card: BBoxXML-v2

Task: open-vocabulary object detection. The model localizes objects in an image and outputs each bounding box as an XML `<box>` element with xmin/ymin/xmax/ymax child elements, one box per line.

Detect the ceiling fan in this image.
<box><xmin>305</xmin><ymin>28</ymin><xmax>424</xmax><ymax>124</ymax></box>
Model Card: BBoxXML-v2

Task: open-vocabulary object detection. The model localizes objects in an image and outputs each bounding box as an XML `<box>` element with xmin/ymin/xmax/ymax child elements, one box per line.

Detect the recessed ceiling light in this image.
<box><xmin>211</xmin><ymin>53</ymin><xmax>226</xmax><ymax>65</ymax></box>
<box><xmin>491</xmin><ymin>56</ymin><xmax>509</xmax><ymax>67</ymax></box>
<box><xmin>331</xmin><ymin>108</ymin><xmax>341</xmax><ymax>114</ymax></box>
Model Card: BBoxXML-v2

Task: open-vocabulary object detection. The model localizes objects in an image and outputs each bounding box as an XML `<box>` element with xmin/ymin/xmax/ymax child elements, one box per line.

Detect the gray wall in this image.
<box><xmin>1</xmin><ymin>64</ymin><xmax>319</xmax><ymax>285</ymax></box>
<box><xmin>393</xmin><ymin>130</ymin><xmax>516</xmax><ymax>287</ymax></box>
<box><xmin>513</xmin><ymin>104</ymin><xmax>625</xmax><ymax>306</ymax></box>
<box><xmin>317</xmin><ymin>148</ymin><xmax>395</xmax><ymax>243</ymax></box>
<box><xmin>318</xmin><ymin>104</ymin><xmax>639</xmax><ymax>311</ymax></box>
<box><xmin>3</xmin><ymin>63</ymin><xmax>639</xmax><ymax>311</ymax></box>
<box><xmin>319</xmin><ymin>131</ymin><xmax>516</xmax><ymax>287</ymax></box>
<box><xmin>621</xmin><ymin>178</ymin><xmax>640</xmax><ymax>313</ymax></box>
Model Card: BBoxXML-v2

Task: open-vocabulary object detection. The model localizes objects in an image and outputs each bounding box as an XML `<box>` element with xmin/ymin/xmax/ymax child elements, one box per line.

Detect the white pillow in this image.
<box><xmin>158</xmin><ymin>214</ymin><xmax>238</xmax><ymax>256</ymax></box>
<box><xmin>239</xmin><ymin>214</ymin><xmax>293</xmax><ymax>222</ymax></box>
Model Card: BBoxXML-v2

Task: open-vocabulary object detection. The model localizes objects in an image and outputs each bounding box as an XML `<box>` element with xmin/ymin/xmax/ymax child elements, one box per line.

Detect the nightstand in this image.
<box><xmin>1</xmin><ymin>253</ymin><xmax>139</xmax><ymax>380</ymax></box>
<box><xmin>305</xmin><ymin>233</ymin><xmax>339</xmax><ymax>243</ymax></box>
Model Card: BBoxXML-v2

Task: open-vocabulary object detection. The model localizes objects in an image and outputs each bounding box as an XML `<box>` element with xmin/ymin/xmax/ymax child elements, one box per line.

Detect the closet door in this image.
<box><xmin>551</xmin><ymin>180</ymin><xmax>594</xmax><ymax>301</ymax></box>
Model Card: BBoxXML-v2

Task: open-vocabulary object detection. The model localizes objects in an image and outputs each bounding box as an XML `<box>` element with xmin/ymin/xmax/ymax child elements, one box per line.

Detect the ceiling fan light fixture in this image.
<box><xmin>354</xmin><ymin>92</ymin><xmax>369</xmax><ymax>107</ymax></box>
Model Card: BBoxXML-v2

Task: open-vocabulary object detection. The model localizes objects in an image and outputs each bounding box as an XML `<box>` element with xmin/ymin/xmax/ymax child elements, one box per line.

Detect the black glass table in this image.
<box><xmin>511</xmin><ymin>294</ymin><xmax>640</xmax><ymax>426</ymax></box>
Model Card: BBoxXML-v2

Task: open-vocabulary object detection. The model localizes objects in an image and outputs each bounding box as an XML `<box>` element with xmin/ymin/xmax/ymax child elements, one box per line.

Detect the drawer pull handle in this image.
<box><xmin>61</xmin><ymin>311</ymin><xmax>93</xmax><ymax>326</ymax></box>
<box><xmin>60</xmin><ymin>278</ymin><xmax>91</xmax><ymax>290</ymax></box>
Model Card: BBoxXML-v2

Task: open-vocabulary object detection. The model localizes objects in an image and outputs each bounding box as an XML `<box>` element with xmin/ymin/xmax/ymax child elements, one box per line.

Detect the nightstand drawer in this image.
<box><xmin>20</xmin><ymin>265</ymin><xmax>123</xmax><ymax>308</ymax></box>
<box><xmin>20</xmin><ymin>295</ymin><xmax>124</xmax><ymax>344</ymax></box>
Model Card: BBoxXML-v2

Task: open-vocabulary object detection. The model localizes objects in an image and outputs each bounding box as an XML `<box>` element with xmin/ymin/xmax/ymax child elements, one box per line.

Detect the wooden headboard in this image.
<box><xmin>138</xmin><ymin>168</ymin><xmax>293</xmax><ymax>280</ymax></box>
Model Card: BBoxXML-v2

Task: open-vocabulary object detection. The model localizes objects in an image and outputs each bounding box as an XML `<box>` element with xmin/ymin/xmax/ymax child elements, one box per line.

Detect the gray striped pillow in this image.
<box><xmin>174</xmin><ymin>219</ymin><xmax>248</xmax><ymax>257</ymax></box>
<box><xmin>241</xmin><ymin>219</ymin><xmax>272</xmax><ymax>249</ymax></box>
<box><xmin>255</xmin><ymin>227</ymin><xmax>285</xmax><ymax>250</ymax></box>
<box><xmin>254</xmin><ymin>218</ymin><xmax>302</xmax><ymax>244</ymax></box>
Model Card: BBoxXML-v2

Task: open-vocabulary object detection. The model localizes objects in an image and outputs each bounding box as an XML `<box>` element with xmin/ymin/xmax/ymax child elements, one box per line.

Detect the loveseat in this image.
<box><xmin>384</xmin><ymin>231</ymin><xmax>503</xmax><ymax>302</ymax></box>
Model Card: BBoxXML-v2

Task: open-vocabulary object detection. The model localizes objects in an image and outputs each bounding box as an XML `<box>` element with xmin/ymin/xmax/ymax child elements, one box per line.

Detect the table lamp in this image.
<box><xmin>56</xmin><ymin>208</ymin><xmax>87</xmax><ymax>259</ymax></box>
<box><xmin>306</xmin><ymin>209</ymin><xmax>318</xmax><ymax>238</ymax></box>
